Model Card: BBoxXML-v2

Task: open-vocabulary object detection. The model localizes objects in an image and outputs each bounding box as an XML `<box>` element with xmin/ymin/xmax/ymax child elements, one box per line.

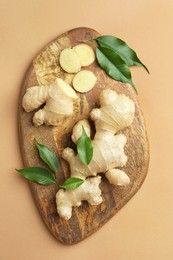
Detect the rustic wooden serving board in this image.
<box><xmin>19</xmin><ymin>27</ymin><xmax>149</xmax><ymax>244</ymax></box>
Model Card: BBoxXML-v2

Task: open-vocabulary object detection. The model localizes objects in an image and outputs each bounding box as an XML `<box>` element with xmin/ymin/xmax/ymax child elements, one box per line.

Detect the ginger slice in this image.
<box><xmin>73</xmin><ymin>44</ymin><xmax>95</xmax><ymax>67</ymax></box>
<box><xmin>72</xmin><ymin>70</ymin><xmax>97</xmax><ymax>93</ymax></box>
<box><xmin>59</xmin><ymin>48</ymin><xmax>81</xmax><ymax>73</ymax></box>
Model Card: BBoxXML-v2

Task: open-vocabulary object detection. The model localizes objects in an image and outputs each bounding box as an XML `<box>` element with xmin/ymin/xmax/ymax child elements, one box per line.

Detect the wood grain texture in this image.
<box><xmin>19</xmin><ymin>27</ymin><xmax>149</xmax><ymax>244</ymax></box>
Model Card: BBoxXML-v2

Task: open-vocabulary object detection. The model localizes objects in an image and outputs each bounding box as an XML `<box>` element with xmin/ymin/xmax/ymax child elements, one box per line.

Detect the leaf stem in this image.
<box><xmin>77</xmin><ymin>37</ymin><xmax>96</xmax><ymax>43</ymax></box>
<box><xmin>83</xmin><ymin>165</ymin><xmax>88</xmax><ymax>175</ymax></box>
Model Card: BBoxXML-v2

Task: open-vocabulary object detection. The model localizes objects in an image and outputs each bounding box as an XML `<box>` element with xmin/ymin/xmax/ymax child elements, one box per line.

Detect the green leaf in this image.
<box><xmin>35</xmin><ymin>139</ymin><xmax>58</xmax><ymax>173</ymax></box>
<box><xmin>96</xmin><ymin>46</ymin><xmax>137</xmax><ymax>93</ymax></box>
<box><xmin>77</xmin><ymin>126</ymin><xmax>93</xmax><ymax>165</ymax></box>
<box><xmin>60</xmin><ymin>177</ymin><xmax>84</xmax><ymax>190</ymax></box>
<box><xmin>96</xmin><ymin>35</ymin><xmax>149</xmax><ymax>73</ymax></box>
<box><xmin>16</xmin><ymin>166</ymin><xmax>56</xmax><ymax>185</ymax></box>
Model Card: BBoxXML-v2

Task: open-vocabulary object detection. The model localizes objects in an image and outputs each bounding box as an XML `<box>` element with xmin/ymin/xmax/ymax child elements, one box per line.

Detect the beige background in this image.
<box><xmin>0</xmin><ymin>0</ymin><xmax>173</xmax><ymax>259</ymax></box>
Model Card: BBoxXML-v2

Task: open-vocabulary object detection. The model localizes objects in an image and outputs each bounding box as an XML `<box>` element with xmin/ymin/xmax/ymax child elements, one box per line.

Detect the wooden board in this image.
<box><xmin>19</xmin><ymin>27</ymin><xmax>149</xmax><ymax>244</ymax></box>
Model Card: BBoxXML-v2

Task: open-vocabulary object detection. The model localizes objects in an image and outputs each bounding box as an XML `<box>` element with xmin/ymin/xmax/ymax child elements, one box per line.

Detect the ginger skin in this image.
<box><xmin>90</xmin><ymin>89</ymin><xmax>135</xmax><ymax>137</ymax></box>
<box><xmin>22</xmin><ymin>78</ymin><xmax>78</xmax><ymax>126</ymax></box>
<box><xmin>62</xmin><ymin>133</ymin><xmax>127</xmax><ymax>179</ymax></box>
<box><xmin>56</xmin><ymin>89</ymin><xmax>135</xmax><ymax>220</ymax></box>
<box><xmin>56</xmin><ymin>176</ymin><xmax>102</xmax><ymax>220</ymax></box>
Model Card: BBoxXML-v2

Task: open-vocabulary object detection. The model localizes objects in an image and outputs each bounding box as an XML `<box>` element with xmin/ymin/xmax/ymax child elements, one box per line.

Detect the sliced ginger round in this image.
<box><xmin>72</xmin><ymin>70</ymin><xmax>97</xmax><ymax>93</ymax></box>
<box><xmin>73</xmin><ymin>44</ymin><xmax>95</xmax><ymax>67</ymax></box>
<box><xmin>59</xmin><ymin>48</ymin><xmax>81</xmax><ymax>73</ymax></box>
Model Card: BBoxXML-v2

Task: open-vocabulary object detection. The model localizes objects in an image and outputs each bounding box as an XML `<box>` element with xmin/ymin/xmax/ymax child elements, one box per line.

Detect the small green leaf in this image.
<box><xmin>77</xmin><ymin>126</ymin><xmax>93</xmax><ymax>165</ymax></box>
<box><xmin>96</xmin><ymin>35</ymin><xmax>149</xmax><ymax>73</ymax></box>
<box><xmin>96</xmin><ymin>46</ymin><xmax>137</xmax><ymax>93</ymax></box>
<box><xmin>60</xmin><ymin>177</ymin><xmax>84</xmax><ymax>190</ymax></box>
<box><xmin>35</xmin><ymin>139</ymin><xmax>58</xmax><ymax>173</ymax></box>
<box><xmin>16</xmin><ymin>166</ymin><xmax>56</xmax><ymax>185</ymax></box>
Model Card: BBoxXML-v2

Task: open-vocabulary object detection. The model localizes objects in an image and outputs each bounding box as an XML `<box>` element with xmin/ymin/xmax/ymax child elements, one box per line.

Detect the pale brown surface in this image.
<box><xmin>0</xmin><ymin>0</ymin><xmax>173</xmax><ymax>258</ymax></box>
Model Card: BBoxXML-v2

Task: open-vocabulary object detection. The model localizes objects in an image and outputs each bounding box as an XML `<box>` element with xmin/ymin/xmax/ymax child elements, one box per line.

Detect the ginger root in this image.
<box><xmin>105</xmin><ymin>169</ymin><xmax>130</xmax><ymax>186</ymax></box>
<box><xmin>56</xmin><ymin>89</ymin><xmax>135</xmax><ymax>220</ymax></box>
<box><xmin>56</xmin><ymin>176</ymin><xmax>102</xmax><ymax>220</ymax></box>
<box><xmin>71</xmin><ymin>119</ymin><xmax>91</xmax><ymax>144</ymax></box>
<box><xmin>22</xmin><ymin>78</ymin><xmax>78</xmax><ymax>126</ymax></box>
<box><xmin>90</xmin><ymin>89</ymin><xmax>135</xmax><ymax>136</ymax></box>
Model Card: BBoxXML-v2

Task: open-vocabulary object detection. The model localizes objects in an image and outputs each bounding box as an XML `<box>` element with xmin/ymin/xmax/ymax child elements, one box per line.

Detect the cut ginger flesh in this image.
<box><xmin>73</xmin><ymin>44</ymin><xmax>95</xmax><ymax>66</ymax></box>
<box><xmin>59</xmin><ymin>44</ymin><xmax>95</xmax><ymax>73</ymax></box>
<box><xmin>59</xmin><ymin>44</ymin><xmax>97</xmax><ymax>93</ymax></box>
<box><xmin>59</xmin><ymin>48</ymin><xmax>81</xmax><ymax>73</ymax></box>
<box><xmin>72</xmin><ymin>70</ymin><xmax>97</xmax><ymax>93</ymax></box>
